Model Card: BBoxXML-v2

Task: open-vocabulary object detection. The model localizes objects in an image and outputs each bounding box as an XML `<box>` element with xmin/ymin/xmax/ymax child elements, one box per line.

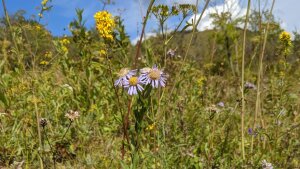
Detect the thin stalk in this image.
<box><xmin>43</xmin><ymin>127</ymin><xmax>56</xmax><ymax>169</ymax></box>
<box><xmin>61</xmin><ymin>121</ymin><xmax>73</xmax><ymax>141</ymax></box>
<box><xmin>133</xmin><ymin>0</ymin><xmax>156</xmax><ymax>69</ymax></box>
<box><xmin>241</xmin><ymin>0</ymin><xmax>251</xmax><ymax>160</ymax></box>
<box><xmin>251</xmin><ymin>0</ymin><xmax>276</xmax><ymax>153</ymax></box>
<box><xmin>33</xmin><ymin>95</ymin><xmax>43</xmax><ymax>169</ymax></box>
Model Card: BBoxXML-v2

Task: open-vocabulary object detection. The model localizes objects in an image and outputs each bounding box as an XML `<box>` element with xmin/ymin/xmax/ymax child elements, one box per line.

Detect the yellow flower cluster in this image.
<box><xmin>94</xmin><ymin>11</ymin><xmax>115</xmax><ymax>40</ymax></box>
<box><xmin>7</xmin><ymin>82</ymin><xmax>29</xmax><ymax>96</ymax></box>
<box><xmin>59</xmin><ymin>38</ymin><xmax>70</xmax><ymax>54</ymax></box>
<box><xmin>197</xmin><ymin>76</ymin><xmax>207</xmax><ymax>96</ymax></box>
<box><xmin>44</xmin><ymin>51</ymin><xmax>52</xmax><ymax>58</ymax></box>
<box><xmin>60</xmin><ymin>38</ymin><xmax>70</xmax><ymax>45</ymax></box>
<box><xmin>279</xmin><ymin>31</ymin><xmax>291</xmax><ymax>44</ymax></box>
<box><xmin>41</xmin><ymin>0</ymin><xmax>48</xmax><ymax>6</ymax></box>
<box><xmin>99</xmin><ymin>49</ymin><xmax>106</xmax><ymax>56</ymax></box>
<box><xmin>279</xmin><ymin>31</ymin><xmax>292</xmax><ymax>56</ymax></box>
<box><xmin>146</xmin><ymin>123</ymin><xmax>155</xmax><ymax>131</ymax></box>
<box><xmin>35</xmin><ymin>25</ymin><xmax>41</xmax><ymax>30</ymax></box>
<box><xmin>40</xmin><ymin>60</ymin><xmax>49</xmax><ymax>65</ymax></box>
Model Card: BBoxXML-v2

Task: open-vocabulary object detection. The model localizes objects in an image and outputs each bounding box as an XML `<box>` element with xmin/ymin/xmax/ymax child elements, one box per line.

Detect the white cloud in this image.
<box><xmin>187</xmin><ymin>0</ymin><xmax>247</xmax><ymax>31</ymax></box>
<box><xmin>131</xmin><ymin>32</ymin><xmax>158</xmax><ymax>45</ymax></box>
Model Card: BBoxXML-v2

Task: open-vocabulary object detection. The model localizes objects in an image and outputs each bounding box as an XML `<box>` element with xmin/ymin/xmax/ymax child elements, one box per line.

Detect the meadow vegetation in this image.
<box><xmin>0</xmin><ymin>0</ymin><xmax>300</xmax><ymax>168</ymax></box>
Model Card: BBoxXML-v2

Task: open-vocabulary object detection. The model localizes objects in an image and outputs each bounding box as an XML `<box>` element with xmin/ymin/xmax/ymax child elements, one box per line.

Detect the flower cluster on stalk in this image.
<box><xmin>279</xmin><ymin>31</ymin><xmax>292</xmax><ymax>56</ymax></box>
<box><xmin>94</xmin><ymin>11</ymin><xmax>115</xmax><ymax>41</ymax></box>
<box><xmin>115</xmin><ymin>65</ymin><xmax>168</xmax><ymax>95</ymax></box>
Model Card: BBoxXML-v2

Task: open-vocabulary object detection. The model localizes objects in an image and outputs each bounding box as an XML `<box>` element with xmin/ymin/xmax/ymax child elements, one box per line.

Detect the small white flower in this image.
<box><xmin>65</xmin><ymin>110</ymin><xmax>80</xmax><ymax>121</ymax></box>
<box><xmin>262</xmin><ymin>159</ymin><xmax>273</xmax><ymax>169</ymax></box>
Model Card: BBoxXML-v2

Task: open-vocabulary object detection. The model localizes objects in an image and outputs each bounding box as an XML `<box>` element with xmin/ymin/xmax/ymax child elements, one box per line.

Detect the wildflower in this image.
<box><xmin>279</xmin><ymin>31</ymin><xmax>292</xmax><ymax>56</ymax></box>
<box><xmin>140</xmin><ymin>65</ymin><xmax>168</xmax><ymax>88</ymax></box>
<box><xmin>99</xmin><ymin>49</ymin><xmax>106</xmax><ymax>57</ymax></box>
<box><xmin>244</xmin><ymin>82</ymin><xmax>256</xmax><ymax>90</ymax></box>
<box><xmin>248</xmin><ymin>128</ymin><xmax>258</xmax><ymax>136</ymax></box>
<box><xmin>123</xmin><ymin>76</ymin><xmax>144</xmax><ymax>95</ymax></box>
<box><xmin>217</xmin><ymin>102</ymin><xmax>225</xmax><ymax>107</ymax></box>
<box><xmin>38</xmin><ymin>13</ymin><xmax>43</xmax><ymax>18</ymax></box>
<box><xmin>146</xmin><ymin>123</ymin><xmax>155</xmax><ymax>131</ymax></box>
<box><xmin>114</xmin><ymin>68</ymin><xmax>136</xmax><ymax>87</ymax></box>
<box><xmin>40</xmin><ymin>118</ymin><xmax>48</xmax><ymax>127</ymax></box>
<box><xmin>94</xmin><ymin>11</ymin><xmax>115</xmax><ymax>40</ymax></box>
<box><xmin>167</xmin><ymin>48</ymin><xmax>176</xmax><ymax>57</ymax></box>
<box><xmin>41</xmin><ymin>0</ymin><xmax>48</xmax><ymax>6</ymax></box>
<box><xmin>40</xmin><ymin>60</ymin><xmax>49</xmax><ymax>65</ymax></box>
<box><xmin>35</xmin><ymin>25</ymin><xmax>41</xmax><ymax>30</ymax></box>
<box><xmin>44</xmin><ymin>51</ymin><xmax>52</xmax><ymax>58</ymax></box>
<box><xmin>61</xmin><ymin>84</ymin><xmax>73</xmax><ymax>92</ymax></box>
<box><xmin>65</xmin><ymin>110</ymin><xmax>80</xmax><ymax>121</ymax></box>
<box><xmin>248</xmin><ymin>128</ymin><xmax>253</xmax><ymax>135</ymax></box>
<box><xmin>206</xmin><ymin>104</ymin><xmax>220</xmax><ymax>113</ymax></box>
<box><xmin>60</xmin><ymin>38</ymin><xmax>70</xmax><ymax>45</ymax></box>
<box><xmin>261</xmin><ymin>159</ymin><xmax>273</xmax><ymax>169</ymax></box>
<box><xmin>279</xmin><ymin>31</ymin><xmax>291</xmax><ymax>45</ymax></box>
<box><xmin>196</xmin><ymin>76</ymin><xmax>206</xmax><ymax>95</ymax></box>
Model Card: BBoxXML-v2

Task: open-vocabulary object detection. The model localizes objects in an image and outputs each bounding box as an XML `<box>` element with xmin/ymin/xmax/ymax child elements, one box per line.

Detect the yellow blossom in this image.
<box><xmin>279</xmin><ymin>31</ymin><xmax>291</xmax><ymax>44</ymax></box>
<box><xmin>41</xmin><ymin>0</ymin><xmax>48</xmax><ymax>6</ymax></box>
<box><xmin>99</xmin><ymin>49</ymin><xmax>106</xmax><ymax>56</ymax></box>
<box><xmin>197</xmin><ymin>76</ymin><xmax>207</xmax><ymax>96</ymax></box>
<box><xmin>40</xmin><ymin>60</ymin><xmax>49</xmax><ymax>65</ymax></box>
<box><xmin>146</xmin><ymin>123</ymin><xmax>155</xmax><ymax>131</ymax></box>
<box><xmin>60</xmin><ymin>38</ymin><xmax>70</xmax><ymax>45</ymax></box>
<box><xmin>35</xmin><ymin>25</ymin><xmax>41</xmax><ymax>30</ymax></box>
<box><xmin>44</xmin><ymin>51</ymin><xmax>52</xmax><ymax>58</ymax></box>
<box><xmin>61</xmin><ymin>46</ymin><xmax>68</xmax><ymax>54</ymax></box>
<box><xmin>279</xmin><ymin>71</ymin><xmax>285</xmax><ymax>78</ymax></box>
<box><xmin>279</xmin><ymin>31</ymin><xmax>292</xmax><ymax>56</ymax></box>
<box><xmin>94</xmin><ymin>11</ymin><xmax>115</xmax><ymax>40</ymax></box>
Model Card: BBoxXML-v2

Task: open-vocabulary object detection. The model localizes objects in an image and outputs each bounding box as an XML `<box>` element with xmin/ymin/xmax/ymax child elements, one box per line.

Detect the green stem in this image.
<box><xmin>61</xmin><ymin>120</ymin><xmax>73</xmax><ymax>141</ymax></box>
<box><xmin>241</xmin><ymin>0</ymin><xmax>251</xmax><ymax>161</ymax></box>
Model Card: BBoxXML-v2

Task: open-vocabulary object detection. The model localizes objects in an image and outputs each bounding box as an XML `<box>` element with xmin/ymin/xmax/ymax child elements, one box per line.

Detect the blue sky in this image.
<box><xmin>1</xmin><ymin>0</ymin><xmax>299</xmax><ymax>41</ymax></box>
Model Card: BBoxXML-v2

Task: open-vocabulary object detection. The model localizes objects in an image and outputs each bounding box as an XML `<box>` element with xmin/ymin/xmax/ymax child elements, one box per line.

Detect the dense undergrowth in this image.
<box><xmin>0</xmin><ymin>0</ymin><xmax>300</xmax><ymax>168</ymax></box>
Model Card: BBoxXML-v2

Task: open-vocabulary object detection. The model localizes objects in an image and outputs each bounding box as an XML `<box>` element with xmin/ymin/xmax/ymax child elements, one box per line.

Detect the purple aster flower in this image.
<box><xmin>217</xmin><ymin>102</ymin><xmax>225</xmax><ymax>107</ymax></box>
<box><xmin>248</xmin><ymin>128</ymin><xmax>253</xmax><ymax>135</ymax></box>
<box><xmin>123</xmin><ymin>76</ymin><xmax>144</xmax><ymax>95</ymax></box>
<box><xmin>114</xmin><ymin>68</ymin><xmax>136</xmax><ymax>87</ymax></box>
<box><xmin>245</xmin><ymin>82</ymin><xmax>256</xmax><ymax>90</ymax></box>
<box><xmin>140</xmin><ymin>65</ymin><xmax>168</xmax><ymax>88</ymax></box>
<box><xmin>167</xmin><ymin>49</ymin><xmax>176</xmax><ymax>57</ymax></box>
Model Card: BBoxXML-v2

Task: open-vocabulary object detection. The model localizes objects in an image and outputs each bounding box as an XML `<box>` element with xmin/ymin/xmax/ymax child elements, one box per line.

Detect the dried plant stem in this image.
<box><xmin>33</xmin><ymin>93</ymin><xmax>44</xmax><ymax>169</ymax></box>
<box><xmin>241</xmin><ymin>0</ymin><xmax>251</xmax><ymax>160</ymax></box>
<box><xmin>61</xmin><ymin>121</ymin><xmax>73</xmax><ymax>141</ymax></box>
<box><xmin>251</xmin><ymin>0</ymin><xmax>276</xmax><ymax>152</ymax></box>
<box><xmin>133</xmin><ymin>0</ymin><xmax>156</xmax><ymax>69</ymax></box>
<box><xmin>43</xmin><ymin>127</ymin><xmax>56</xmax><ymax>169</ymax></box>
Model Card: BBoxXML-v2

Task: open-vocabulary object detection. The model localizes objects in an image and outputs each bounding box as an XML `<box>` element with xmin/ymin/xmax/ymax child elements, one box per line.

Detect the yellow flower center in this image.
<box><xmin>149</xmin><ymin>69</ymin><xmax>161</xmax><ymax>80</ymax></box>
<box><xmin>129</xmin><ymin>77</ymin><xmax>138</xmax><ymax>86</ymax></box>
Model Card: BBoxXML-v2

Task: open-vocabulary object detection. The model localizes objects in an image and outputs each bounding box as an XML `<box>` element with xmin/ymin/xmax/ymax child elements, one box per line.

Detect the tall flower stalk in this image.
<box><xmin>251</xmin><ymin>0</ymin><xmax>276</xmax><ymax>152</ymax></box>
<box><xmin>241</xmin><ymin>0</ymin><xmax>251</xmax><ymax>160</ymax></box>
